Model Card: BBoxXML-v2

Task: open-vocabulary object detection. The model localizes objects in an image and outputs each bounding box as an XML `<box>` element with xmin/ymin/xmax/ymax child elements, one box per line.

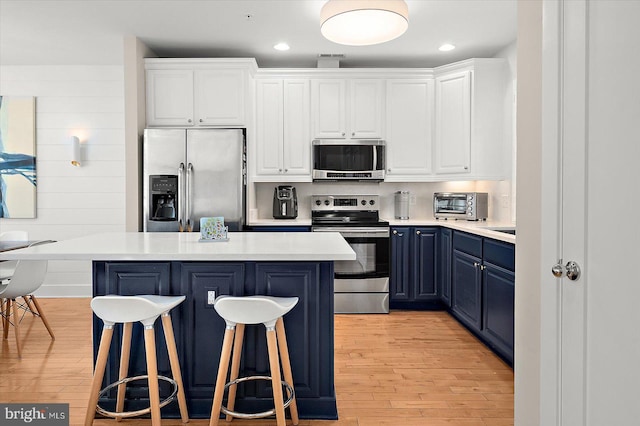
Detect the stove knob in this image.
<box><xmin>369</xmin><ymin>199</ymin><xmax>375</xmax><ymax>205</ymax></box>
<box><xmin>315</xmin><ymin>200</ymin><xmax>321</xmax><ymax>206</ymax></box>
<box><xmin>361</xmin><ymin>200</ymin><xmax>367</xmax><ymax>206</ymax></box>
<box><xmin>324</xmin><ymin>200</ymin><xmax>330</xmax><ymax>206</ymax></box>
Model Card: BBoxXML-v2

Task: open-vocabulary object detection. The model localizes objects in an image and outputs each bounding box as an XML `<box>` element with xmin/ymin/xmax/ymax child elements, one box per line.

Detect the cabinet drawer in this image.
<box><xmin>483</xmin><ymin>238</ymin><xmax>515</xmax><ymax>271</ymax></box>
<box><xmin>452</xmin><ymin>231</ymin><xmax>482</xmax><ymax>258</ymax></box>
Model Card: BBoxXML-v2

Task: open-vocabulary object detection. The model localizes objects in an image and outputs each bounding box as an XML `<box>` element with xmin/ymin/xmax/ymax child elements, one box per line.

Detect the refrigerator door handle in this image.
<box><xmin>186</xmin><ymin>162</ymin><xmax>193</xmax><ymax>231</ymax></box>
<box><xmin>178</xmin><ymin>163</ymin><xmax>185</xmax><ymax>232</ymax></box>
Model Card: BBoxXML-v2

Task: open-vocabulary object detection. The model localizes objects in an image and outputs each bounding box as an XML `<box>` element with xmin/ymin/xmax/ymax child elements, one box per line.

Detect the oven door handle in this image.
<box><xmin>312</xmin><ymin>227</ymin><xmax>389</xmax><ymax>237</ymax></box>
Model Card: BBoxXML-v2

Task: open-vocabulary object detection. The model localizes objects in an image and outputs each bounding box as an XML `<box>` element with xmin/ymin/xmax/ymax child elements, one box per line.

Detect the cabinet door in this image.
<box><xmin>93</xmin><ymin>262</ymin><xmax>173</xmax><ymax>400</ymax></box>
<box><xmin>413</xmin><ymin>227</ymin><xmax>439</xmax><ymax>300</ymax></box>
<box><xmin>146</xmin><ymin>69</ymin><xmax>194</xmax><ymax>127</ymax></box>
<box><xmin>256</xmin><ymin>80</ymin><xmax>284</xmax><ymax>176</ymax></box>
<box><xmin>482</xmin><ymin>263</ymin><xmax>514</xmax><ymax>363</ymax></box>
<box><xmin>172</xmin><ymin>263</ymin><xmax>245</xmax><ymax>399</ymax></box>
<box><xmin>253</xmin><ymin>263</ymin><xmax>328</xmax><ymax>399</ymax></box>
<box><xmin>390</xmin><ymin>227</ymin><xmax>411</xmax><ymax>300</ymax></box>
<box><xmin>440</xmin><ymin>228</ymin><xmax>452</xmax><ymax>306</ymax></box>
<box><xmin>311</xmin><ymin>79</ymin><xmax>347</xmax><ymax>138</ymax></box>
<box><xmin>283</xmin><ymin>79</ymin><xmax>311</xmax><ymax>177</ymax></box>
<box><xmin>350</xmin><ymin>79</ymin><xmax>384</xmax><ymax>139</ymax></box>
<box><xmin>434</xmin><ymin>70</ymin><xmax>471</xmax><ymax>174</ymax></box>
<box><xmin>451</xmin><ymin>250</ymin><xmax>482</xmax><ymax>331</ymax></box>
<box><xmin>195</xmin><ymin>69</ymin><xmax>246</xmax><ymax>126</ymax></box>
<box><xmin>385</xmin><ymin>79</ymin><xmax>434</xmax><ymax>180</ymax></box>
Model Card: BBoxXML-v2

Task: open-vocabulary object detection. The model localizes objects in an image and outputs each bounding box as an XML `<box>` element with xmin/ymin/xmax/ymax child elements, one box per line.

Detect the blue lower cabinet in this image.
<box><xmin>390</xmin><ymin>227</ymin><xmax>440</xmax><ymax>309</ymax></box>
<box><xmin>482</xmin><ymin>262</ymin><xmax>515</xmax><ymax>364</ymax></box>
<box><xmin>451</xmin><ymin>250</ymin><xmax>483</xmax><ymax>332</ymax></box>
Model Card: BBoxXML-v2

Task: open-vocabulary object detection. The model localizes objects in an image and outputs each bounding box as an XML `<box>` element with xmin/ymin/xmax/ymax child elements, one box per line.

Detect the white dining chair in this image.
<box><xmin>0</xmin><ymin>231</ymin><xmax>28</xmax><ymax>283</ymax></box>
<box><xmin>0</xmin><ymin>240</ymin><xmax>55</xmax><ymax>358</ymax></box>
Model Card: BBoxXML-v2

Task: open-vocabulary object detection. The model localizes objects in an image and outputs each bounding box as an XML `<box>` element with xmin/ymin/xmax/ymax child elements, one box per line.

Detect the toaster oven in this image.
<box><xmin>433</xmin><ymin>192</ymin><xmax>488</xmax><ymax>221</ymax></box>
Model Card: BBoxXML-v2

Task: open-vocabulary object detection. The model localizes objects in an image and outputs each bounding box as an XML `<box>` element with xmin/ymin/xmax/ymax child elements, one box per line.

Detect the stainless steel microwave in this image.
<box><xmin>312</xmin><ymin>139</ymin><xmax>385</xmax><ymax>181</ymax></box>
<box><xmin>434</xmin><ymin>192</ymin><xmax>488</xmax><ymax>221</ymax></box>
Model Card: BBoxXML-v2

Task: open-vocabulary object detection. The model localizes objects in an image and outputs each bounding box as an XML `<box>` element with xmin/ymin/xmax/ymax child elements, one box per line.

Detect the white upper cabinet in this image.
<box><xmin>385</xmin><ymin>79</ymin><xmax>434</xmax><ymax>181</ymax></box>
<box><xmin>255</xmin><ymin>79</ymin><xmax>311</xmax><ymax>181</ymax></box>
<box><xmin>145</xmin><ymin>59</ymin><xmax>255</xmax><ymax>127</ymax></box>
<box><xmin>311</xmin><ymin>79</ymin><xmax>384</xmax><ymax>139</ymax></box>
<box><xmin>434</xmin><ymin>59</ymin><xmax>507</xmax><ymax>180</ymax></box>
<box><xmin>434</xmin><ymin>70</ymin><xmax>472</xmax><ymax>174</ymax></box>
<box><xmin>146</xmin><ymin>69</ymin><xmax>194</xmax><ymax>126</ymax></box>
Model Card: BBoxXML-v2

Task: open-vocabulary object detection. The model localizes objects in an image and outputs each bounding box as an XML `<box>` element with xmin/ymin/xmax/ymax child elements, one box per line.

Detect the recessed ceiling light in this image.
<box><xmin>274</xmin><ymin>43</ymin><xmax>290</xmax><ymax>51</ymax></box>
<box><xmin>439</xmin><ymin>44</ymin><xmax>456</xmax><ymax>52</ymax></box>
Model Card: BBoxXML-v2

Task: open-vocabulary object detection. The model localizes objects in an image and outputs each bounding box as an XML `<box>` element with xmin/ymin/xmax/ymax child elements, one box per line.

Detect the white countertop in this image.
<box><xmin>249</xmin><ymin>218</ymin><xmax>312</xmax><ymax>226</ymax></box>
<box><xmin>2</xmin><ymin>232</ymin><xmax>356</xmax><ymax>261</ymax></box>
<box><xmin>385</xmin><ymin>218</ymin><xmax>516</xmax><ymax>244</ymax></box>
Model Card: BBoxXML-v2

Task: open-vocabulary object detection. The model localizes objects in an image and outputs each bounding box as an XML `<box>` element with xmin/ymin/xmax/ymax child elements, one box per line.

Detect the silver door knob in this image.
<box><xmin>565</xmin><ymin>261</ymin><xmax>581</xmax><ymax>281</ymax></box>
<box><xmin>552</xmin><ymin>261</ymin><xmax>564</xmax><ymax>278</ymax></box>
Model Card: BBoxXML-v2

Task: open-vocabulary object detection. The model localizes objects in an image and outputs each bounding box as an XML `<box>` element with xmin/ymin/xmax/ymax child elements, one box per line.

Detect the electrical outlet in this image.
<box><xmin>501</xmin><ymin>194</ymin><xmax>509</xmax><ymax>208</ymax></box>
<box><xmin>207</xmin><ymin>291</ymin><xmax>216</xmax><ymax>305</ymax></box>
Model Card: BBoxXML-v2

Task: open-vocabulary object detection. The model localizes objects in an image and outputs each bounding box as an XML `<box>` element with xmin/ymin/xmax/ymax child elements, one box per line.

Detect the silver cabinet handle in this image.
<box><xmin>186</xmin><ymin>162</ymin><xmax>193</xmax><ymax>230</ymax></box>
<box><xmin>352</xmin><ymin>132</ymin><xmax>355</xmax><ymax>136</ymax></box>
<box><xmin>278</xmin><ymin>168</ymin><xmax>283</xmax><ymax>173</ymax></box>
<box><xmin>284</xmin><ymin>169</ymin><xmax>288</xmax><ymax>173</ymax></box>
<box><xmin>392</xmin><ymin>229</ymin><xmax>397</xmax><ymax>235</ymax></box>
<box><xmin>342</xmin><ymin>132</ymin><xmax>346</xmax><ymax>136</ymax></box>
<box><xmin>473</xmin><ymin>262</ymin><xmax>480</xmax><ymax>268</ymax></box>
<box><xmin>199</xmin><ymin>118</ymin><xmax>203</xmax><ymax>123</ymax></box>
<box><xmin>480</xmin><ymin>265</ymin><xmax>486</xmax><ymax>271</ymax></box>
<box><xmin>187</xmin><ymin>119</ymin><xmax>192</xmax><ymax>123</ymax></box>
<box><xmin>416</xmin><ymin>230</ymin><xmax>421</xmax><ymax>235</ymax></box>
<box><xmin>392</xmin><ymin>229</ymin><xmax>403</xmax><ymax>236</ymax></box>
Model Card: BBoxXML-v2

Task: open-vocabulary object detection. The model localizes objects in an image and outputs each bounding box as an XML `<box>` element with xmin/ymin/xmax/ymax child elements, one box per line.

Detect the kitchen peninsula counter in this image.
<box><xmin>6</xmin><ymin>232</ymin><xmax>354</xmax><ymax>420</ymax></box>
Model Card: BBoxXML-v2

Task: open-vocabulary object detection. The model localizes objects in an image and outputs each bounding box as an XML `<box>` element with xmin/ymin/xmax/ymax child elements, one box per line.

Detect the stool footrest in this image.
<box><xmin>96</xmin><ymin>375</ymin><xmax>178</xmax><ymax>419</ymax></box>
<box><xmin>220</xmin><ymin>375</ymin><xmax>295</xmax><ymax>420</ymax></box>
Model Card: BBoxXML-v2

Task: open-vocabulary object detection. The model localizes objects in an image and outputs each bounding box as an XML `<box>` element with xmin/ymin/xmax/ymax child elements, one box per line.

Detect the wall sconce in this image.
<box><xmin>70</xmin><ymin>136</ymin><xmax>81</xmax><ymax>167</ymax></box>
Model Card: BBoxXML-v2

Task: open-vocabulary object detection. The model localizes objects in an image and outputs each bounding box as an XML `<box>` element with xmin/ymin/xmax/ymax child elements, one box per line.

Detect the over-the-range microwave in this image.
<box><xmin>312</xmin><ymin>139</ymin><xmax>385</xmax><ymax>181</ymax></box>
<box><xmin>434</xmin><ymin>192</ymin><xmax>488</xmax><ymax>221</ymax></box>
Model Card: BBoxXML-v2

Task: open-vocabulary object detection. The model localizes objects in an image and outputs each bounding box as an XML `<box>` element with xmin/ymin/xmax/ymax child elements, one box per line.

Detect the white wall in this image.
<box><xmin>0</xmin><ymin>65</ymin><xmax>126</xmax><ymax>297</ymax></box>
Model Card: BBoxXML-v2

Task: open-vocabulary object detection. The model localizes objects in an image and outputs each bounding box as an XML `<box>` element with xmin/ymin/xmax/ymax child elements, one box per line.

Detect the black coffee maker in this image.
<box><xmin>272</xmin><ymin>186</ymin><xmax>298</xmax><ymax>219</ymax></box>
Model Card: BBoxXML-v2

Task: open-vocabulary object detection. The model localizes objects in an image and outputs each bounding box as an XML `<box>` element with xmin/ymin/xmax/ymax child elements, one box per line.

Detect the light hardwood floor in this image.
<box><xmin>0</xmin><ymin>299</ymin><xmax>513</xmax><ymax>426</ymax></box>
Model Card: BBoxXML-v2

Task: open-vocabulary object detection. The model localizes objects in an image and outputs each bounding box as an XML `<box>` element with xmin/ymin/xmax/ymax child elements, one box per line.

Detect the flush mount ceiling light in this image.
<box><xmin>439</xmin><ymin>43</ymin><xmax>456</xmax><ymax>52</ymax></box>
<box><xmin>320</xmin><ymin>0</ymin><xmax>409</xmax><ymax>46</ymax></box>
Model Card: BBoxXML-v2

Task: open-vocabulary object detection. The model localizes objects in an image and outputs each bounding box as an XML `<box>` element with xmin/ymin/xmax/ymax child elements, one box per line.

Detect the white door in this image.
<box><xmin>540</xmin><ymin>1</ymin><xmax>640</xmax><ymax>424</ymax></box>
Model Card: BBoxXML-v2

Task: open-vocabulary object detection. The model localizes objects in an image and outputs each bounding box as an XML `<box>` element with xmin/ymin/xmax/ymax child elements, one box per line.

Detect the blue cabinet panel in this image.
<box><xmin>483</xmin><ymin>239</ymin><xmax>515</xmax><ymax>271</ymax></box>
<box><xmin>390</xmin><ymin>227</ymin><xmax>411</xmax><ymax>300</ymax></box>
<box><xmin>453</xmin><ymin>231</ymin><xmax>483</xmax><ymax>258</ymax></box>
<box><xmin>414</xmin><ymin>228</ymin><xmax>439</xmax><ymax>300</ymax></box>
<box><xmin>482</xmin><ymin>263</ymin><xmax>515</xmax><ymax>363</ymax></box>
<box><xmin>440</xmin><ymin>228</ymin><xmax>452</xmax><ymax>307</ymax></box>
<box><xmin>451</xmin><ymin>250</ymin><xmax>482</xmax><ymax>332</ymax></box>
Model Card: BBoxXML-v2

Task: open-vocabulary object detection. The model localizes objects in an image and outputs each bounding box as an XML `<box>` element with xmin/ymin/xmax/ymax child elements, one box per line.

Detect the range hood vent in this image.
<box><xmin>317</xmin><ymin>54</ymin><xmax>345</xmax><ymax>68</ymax></box>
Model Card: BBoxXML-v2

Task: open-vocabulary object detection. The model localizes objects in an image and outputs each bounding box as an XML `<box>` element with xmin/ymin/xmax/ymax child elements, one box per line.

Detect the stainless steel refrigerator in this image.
<box><xmin>143</xmin><ymin>128</ymin><xmax>246</xmax><ymax>232</ymax></box>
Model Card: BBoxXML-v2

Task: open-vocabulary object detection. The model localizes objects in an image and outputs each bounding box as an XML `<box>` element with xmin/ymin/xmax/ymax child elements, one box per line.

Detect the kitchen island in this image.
<box><xmin>4</xmin><ymin>232</ymin><xmax>355</xmax><ymax>420</ymax></box>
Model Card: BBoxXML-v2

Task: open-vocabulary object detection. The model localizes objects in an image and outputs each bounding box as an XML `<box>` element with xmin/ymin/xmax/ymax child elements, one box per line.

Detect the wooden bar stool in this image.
<box><xmin>209</xmin><ymin>295</ymin><xmax>299</xmax><ymax>426</ymax></box>
<box><xmin>85</xmin><ymin>295</ymin><xmax>189</xmax><ymax>426</ymax></box>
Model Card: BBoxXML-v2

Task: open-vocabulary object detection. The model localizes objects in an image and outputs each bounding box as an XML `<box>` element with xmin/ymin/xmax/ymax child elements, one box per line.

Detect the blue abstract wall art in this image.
<box><xmin>0</xmin><ymin>96</ymin><xmax>36</xmax><ymax>218</ymax></box>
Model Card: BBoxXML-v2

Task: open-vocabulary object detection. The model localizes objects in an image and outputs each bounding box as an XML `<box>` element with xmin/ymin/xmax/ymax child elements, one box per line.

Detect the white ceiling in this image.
<box><xmin>0</xmin><ymin>0</ymin><xmax>517</xmax><ymax>68</ymax></box>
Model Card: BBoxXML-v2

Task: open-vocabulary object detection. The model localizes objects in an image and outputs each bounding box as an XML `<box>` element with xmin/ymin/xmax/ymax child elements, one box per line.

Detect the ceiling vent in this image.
<box><xmin>317</xmin><ymin>54</ymin><xmax>345</xmax><ymax>68</ymax></box>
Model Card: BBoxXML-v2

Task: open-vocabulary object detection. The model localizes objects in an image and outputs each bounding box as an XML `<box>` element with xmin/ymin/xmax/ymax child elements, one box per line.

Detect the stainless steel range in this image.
<box><xmin>311</xmin><ymin>195</ymin><xmax>390</xmax><ymax>314</ymax></box>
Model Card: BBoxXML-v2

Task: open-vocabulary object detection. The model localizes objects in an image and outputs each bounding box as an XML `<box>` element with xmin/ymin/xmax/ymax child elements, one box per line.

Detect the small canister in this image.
<box><xmin>394</xmin><ymin>191</ymin><xmax>410</xmax><ymax>220</ymax></box>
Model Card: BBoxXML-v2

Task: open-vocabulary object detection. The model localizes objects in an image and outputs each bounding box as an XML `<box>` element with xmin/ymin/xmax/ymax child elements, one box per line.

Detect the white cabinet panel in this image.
<box><xmin>311</xmin><ymin>79</ymin><xmax>383</xmax><ymax>139</ymax></box>
<box><xmin>255</xmin><ymin>79</ymin><xmax>311</xmax><ymax>181</ymax></box>
<box><xmin>146</xmin><ymin>69</ymin><xmax>194</xmax><ymax>127</ymax></box>
<box><xmin>434</xmin><ymin>71</ymin><xmax>471</xmax><ymax>174</ymax></box>
<box><xmin>385</xmin><ymin>79</ymin><xmax>434</xmax><ymax>180</ymax></box>
<box><xmin>195</xmin><ymin>69</ymin><xmax>246</xmax><ymax>125</ymax></box>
